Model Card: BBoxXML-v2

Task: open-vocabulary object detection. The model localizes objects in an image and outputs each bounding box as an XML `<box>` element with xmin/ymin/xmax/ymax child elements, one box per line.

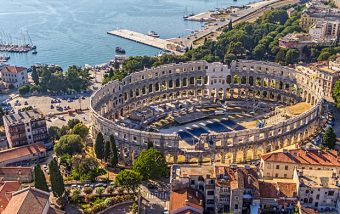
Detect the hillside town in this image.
<box><xmin>0</xmin><ymin>0</ymin><xmax>339</xmax><ymax>213</ymax></box>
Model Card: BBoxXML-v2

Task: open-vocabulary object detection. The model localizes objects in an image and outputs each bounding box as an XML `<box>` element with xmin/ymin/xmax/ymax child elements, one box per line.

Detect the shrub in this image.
<box><xmin>107</xmin><ymin>185</ymin><xmax>115</xmax><ymax>194</ymax></box>
<box><xmin>95</xmin><ymin>187</ymin><xmax>105</xmax><ymax>196</ymax></box>
<box><xmin>83</xmin><ymin>187</ymin><xmax>93</xmax><ymax>195</ymax></box>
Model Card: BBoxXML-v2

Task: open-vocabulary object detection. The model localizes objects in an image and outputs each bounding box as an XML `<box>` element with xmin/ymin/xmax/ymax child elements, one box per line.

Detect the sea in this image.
<box><xmin>1</xmin><ymin>0</ymin><xmax>256</xmax><ymax>69</ymax></box>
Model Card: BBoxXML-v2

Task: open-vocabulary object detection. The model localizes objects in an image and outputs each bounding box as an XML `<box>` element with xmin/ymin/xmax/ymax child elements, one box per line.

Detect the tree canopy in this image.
<box><xmin>334</xmin><ymin>80</ymin><xmax>340</xmax><ymax>110</ymax></box>
<box><xmin>94</xmin><ymin>132</ymin><xmax>104</xmax><ymax>160</ymax></box>
<box><xmin>132</xmin><ymin>148</ymin><xmax>167</xmax><ymax>180</ymax></box>
<box><xmin>49</xmin><ymin>159</ymin><xmax>65</xmax><ymax>197</ymax></box>
<box><xmin>71</xmin><ymin>123</ymin><xmax>89</xmax><ymax>139</ymax></box>
<box><xmin>54</xmin><ymin>134</ymin><xmax>83</xmax><ymax>156</ymax></box>
<box><xmin>323</xmin><ymin>127</ymin><xmax>337</xmax><ymax>149</ymax></box>
<box><xmin>34</xmin><ymin>164</ymin><xmax>48</xmax><ymax>192</ymax></box>
<box><xmin>115</xmin><ymin>169</ymin><xmax>142</xmax><ymax>193</ymax></box>
<box><xmin>71</xmin><ymin>155</ymin><xmax>103</xmax><ymax>181</ymax></box>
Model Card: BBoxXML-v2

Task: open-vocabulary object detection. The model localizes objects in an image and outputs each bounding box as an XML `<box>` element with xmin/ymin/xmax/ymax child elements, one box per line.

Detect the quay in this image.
<box><xmin>107</xmin><ymin>29</ymin><xmax>183</xmax><ymax>54</ymax></box>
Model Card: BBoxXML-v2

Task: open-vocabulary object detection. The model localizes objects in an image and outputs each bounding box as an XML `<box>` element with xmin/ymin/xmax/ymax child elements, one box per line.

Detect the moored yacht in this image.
<box><xmin>147</xmin><ymin>31</ymin><xmax>160</xmax><ymax>38</ymax></box>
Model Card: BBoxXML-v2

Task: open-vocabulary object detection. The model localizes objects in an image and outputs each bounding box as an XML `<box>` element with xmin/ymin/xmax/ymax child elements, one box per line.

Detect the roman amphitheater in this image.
<box><xmin>90</xmin><ymin>60</ymin><xmax>326</xmax><ymax>165</ymax></box>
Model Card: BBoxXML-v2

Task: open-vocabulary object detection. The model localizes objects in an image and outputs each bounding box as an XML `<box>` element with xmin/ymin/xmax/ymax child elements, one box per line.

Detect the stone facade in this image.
<box><xmin>90</xmin><ymin>60</ymin><xmax>325</xmax><ymax>164</ymax></box>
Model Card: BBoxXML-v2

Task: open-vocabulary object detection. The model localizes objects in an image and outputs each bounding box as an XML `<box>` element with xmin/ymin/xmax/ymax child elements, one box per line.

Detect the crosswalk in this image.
<box><xmin>144</xmin><ymin>191</ymin><xmax>169</xmax><ymax>200</ymax></box>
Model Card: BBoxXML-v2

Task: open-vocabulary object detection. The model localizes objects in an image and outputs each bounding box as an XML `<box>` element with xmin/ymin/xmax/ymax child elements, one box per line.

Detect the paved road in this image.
<box><xmin>330</xmin><ymin>105</ymin><xmax>340</xmax><ymax>139</ymax></box>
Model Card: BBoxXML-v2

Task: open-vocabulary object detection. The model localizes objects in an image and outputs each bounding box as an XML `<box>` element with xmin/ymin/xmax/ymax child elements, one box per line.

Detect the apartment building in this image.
<box><xmin>3</xmin><ymin>110</ymin><xmax>50</xmax><ymax>148</ymax></box>
<box><xmin>309</xmin><ymin>20</ymin><xmax>340</xmax><ymax>41</ymax></box>
<box><xmin>260</xmin><ymin>148</ymin><xmax>340</xmax><ymax>179</ymax></box>
<box><xmin>170</xmin><ymin>164</ymin><xmax>260</xmax><ymax>214</ymax></box>
<box><xmin>0</xmin><ymin>66</ymin><xmax>28</xmax><ymax>88</ymax></box>
<box><xmin>300</xmin><ymin>12</ymin><xmax>340</xmax><ymax>29</ymax></box>
<box><xmin>294</xmin><ymin>169</ymin><xmax>340</xmax><ymax>212</ymax></box>
<box><xmin>214</xmin><ymin>165</ymin><xmax>260</xmax><ymax>214</ymax></box>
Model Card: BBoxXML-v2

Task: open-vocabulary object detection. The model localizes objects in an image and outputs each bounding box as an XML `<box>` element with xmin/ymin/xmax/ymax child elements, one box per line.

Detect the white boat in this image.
<box><xmin>148</xmin><ymin>31</ymin><xmax>160</xmax><ymax>38</ymax></box>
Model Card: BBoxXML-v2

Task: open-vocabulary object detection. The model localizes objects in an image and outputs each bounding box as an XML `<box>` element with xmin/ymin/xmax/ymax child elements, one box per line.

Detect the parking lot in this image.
<box><xmin>2</xmin><ymin>93</ymin><xmax>92</xmax><ymax>127</ymax></box>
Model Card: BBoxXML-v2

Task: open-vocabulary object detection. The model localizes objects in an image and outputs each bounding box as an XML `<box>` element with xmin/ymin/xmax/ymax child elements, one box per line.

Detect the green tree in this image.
<box><xmin>49</xmin><ymin>159</ymin><xmax>65</xmax><ymax>197</ymax></box>
<box><xmin>104</xmin><ymin>141</ymin><xmax>111</xmax><ymax>162</ymax></box>
<box><xmin>285</xmin><ymin>48</ymin><xmax>300</xmax><ymax>64</ymax></box>
<box><xmin>31</xmin><ymin>66</ymin><xmax>39</xmax><ymax>85</ymax></box>
<box><xmin>132</xmin><ymin>148</ymin><xmax>167</xmax><ymax>180</ymax></box>
<box><xmin>54</xmin><ymin>134</ymin><xmax>83</xmax><ymax>156</ymax></box>
<box><xmin>95</xmin><ymin>132</ymin><xmax>104</xmax><ymax>160</ymax></box>
<box><xmin>34</xmin><ymin>164</ymin><xmax>48</xmax><ymax>192</ymax></box>
<box><xmin>323</xmin><ymin>127</ymin><xmax>337</xmax><ymax>149</ymax></box>
<box><xmin>115</xmin><ymin>169</ymin><xmax>142</xmax><ymax>193</ymax></box>
<box><xmin>48</xmin><ymin>126</ymin><xmax>61</xmax><ymax>141</ymax></box>
<box><xmin>334</xmin><ymin>80</ymin><xmax>340</xmax><ymax>110</ymax></box>
<box><xmin>60</xmin><ymin>125</ymin><xmax>70</xmax><ymax>136</ymax></box>
<box><xmin>224</xmin><ymin>54</ymin><xmax>237</xmax><ymax>65</ymax></box>
<box><xmin>227</xmin><ymin>41</ymin><xmax>246</xmax><ymax>56</ymax></box>
<box><xmin>317</xmin><ymin>51</ymin><xmax>331</xmax><ymax>61</ymax></box>
<box><xmin>71</xmin><ymin>155</ymin><xmax>102</xmax><ymax>181</ymax></box>
<box><xmin>109</xmin><ymin>135</ymin><xmax>118</xmax><ymax>167</ymax></box>
<box><xmin>67</xmin><ymin>119</ymin><xmax>81</xmax><ymax>129</ymax></box>
<box><xmin>72</xmin><ymin>123</ymin><xmax>89</xmax><ymax>139</ymax></box>
<box><xmin>18</xmin><ymin>85</ymin><xmax>30</xmax><ymax>95</ymax></box>
<box><xmin>263</xmin><ymin>9</ymin><xmax>288</xmax><ymax>24</ymax></box>
<box><xmin>252</xmin><ymin>44</ymin><xmax>267</xmax><ymax>60</ymax></box>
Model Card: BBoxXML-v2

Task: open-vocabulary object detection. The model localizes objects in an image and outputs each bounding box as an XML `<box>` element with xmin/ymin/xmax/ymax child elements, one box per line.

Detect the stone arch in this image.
<box><xmin>177</xmin><ymin>154</ymin><xmax>186</xmax><ymax>163</ymax></box>
<box><xmin>224</xmin><ymin>152</ymin><xmax>233</xmax><ymax>164</ymax></box>
<box><xmin>165</xmin><ymin>154</ymin><xmax>174</xmax><ymax>162</ymax></box>
<box><xmin>226</xmin><ymin>75</ymin><xmax>232</xmax><ymax>84</ymax></box>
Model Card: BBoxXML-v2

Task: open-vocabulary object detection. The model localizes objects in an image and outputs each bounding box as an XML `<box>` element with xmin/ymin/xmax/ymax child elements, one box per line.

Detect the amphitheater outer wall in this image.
<box><xmin>90</xmin><ymin>60</ymin><xmax>325</xmax><ymax>164</ymax></box>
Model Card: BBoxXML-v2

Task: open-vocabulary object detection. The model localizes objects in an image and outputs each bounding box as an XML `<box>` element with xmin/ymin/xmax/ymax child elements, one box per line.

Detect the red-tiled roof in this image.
<box><xmin>259</xmin><ymin>181</ymin><xmax>297</xmax><ymax>199</ymax></box>
<box><xmin>170</xmin><ymin>188</ymin><xmax>203</xmax><ymax>213</ymax></box>
<box><xmin>0</xmin><ymin>66</ymin><xmax>26</xmax><ymax>74</ymax></box>
<box><xmin>277</xmin><ymin>182</ymin><xmax>297</xmax><ymax>198</ymax></box>
<box><xmin>0</xmin><ymin>143</ymin><xmax>46</xmax><ymax>164</ymax></box>
<box><xmin>0</xmin><ymin>181</ymin><xmax>20</xmax><ymax>213</ymax></box>
<box><xmin>259</xmin><ymin>181</ymin><xmax>278</xmax><ymax>198</ymax></box>
<box><xmin>3</xmin><ymin>187</ymin><xmax>50</xmax><ymax>214</ymax></box>
<box><xmin>261</xmin><ymin>149</ymin><xmax>340</xmax><ymax>167</ymax></box>
<box><xmin>0</xmin><ymin>167</ymin><xmax>33</xmax><ymax>176</ymax></box>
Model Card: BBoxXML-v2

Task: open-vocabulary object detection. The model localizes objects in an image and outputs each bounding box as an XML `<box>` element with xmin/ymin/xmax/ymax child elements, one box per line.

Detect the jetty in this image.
<box><xmin>107</xmin><ymin>29</ymin><xmax>183</xmax><ymax>54</ymax></box>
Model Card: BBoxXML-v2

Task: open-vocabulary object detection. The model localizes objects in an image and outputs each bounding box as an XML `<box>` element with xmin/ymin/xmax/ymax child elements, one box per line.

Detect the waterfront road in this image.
<box><xmin>169</xmin><ymin>0</ymin><xmax>299</xmax><ymax>48</ymax></box>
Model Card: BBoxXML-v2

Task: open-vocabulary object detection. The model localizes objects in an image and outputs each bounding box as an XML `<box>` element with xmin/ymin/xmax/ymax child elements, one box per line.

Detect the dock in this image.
<box><xmin>107</xmin><ymin>29</ymin><xmax>183</xmax><ymax>54</ymax></box>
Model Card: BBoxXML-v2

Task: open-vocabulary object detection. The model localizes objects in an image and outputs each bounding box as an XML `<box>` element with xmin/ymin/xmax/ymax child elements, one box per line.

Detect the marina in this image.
<box><xmin>107</xmin><ymin>29</ymin><xmax>184</xmax><ymax>54</ymax></box>
<box><xmin>0</xmin><ymin>32</ymin><xmax>36</xmax><ymax>53</ymax></box>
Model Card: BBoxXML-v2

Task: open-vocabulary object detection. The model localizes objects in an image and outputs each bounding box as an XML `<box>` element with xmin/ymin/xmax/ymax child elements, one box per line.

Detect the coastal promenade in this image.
<box><xmin>169</xmin><ymin>0</ymin><xmax>299</xmax><ymax>48</ymax></box>
<box><xmin>107</xmin><ymin>29</ymin><xmax>183</xmax><ymax>54</ymax></box>
<box><xmin>108</xmin><ymin>0</ymin><xmax>298</xmax><ymax>54</ymax></box>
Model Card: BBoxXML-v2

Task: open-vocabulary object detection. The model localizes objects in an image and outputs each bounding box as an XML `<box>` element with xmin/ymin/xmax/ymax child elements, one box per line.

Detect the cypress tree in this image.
<box><xmin>323</xmin><ymin>127</ymin><xmax>337</xmax><ymax>149</ymax></box>
<box><xmin>109</xmin><ymin>135</ymin><xmax>118</xmax><ymax>167</ymax></box>
<box><xmin>31</xmin><ymin>66</ymin><xmax>39</xmax><ymax>85</ymax></box>
<box><xmin>104</xmin><ymin>141</ymin><xmax>110</xmax><ymax>162</ymax></box>
<box><xmin>49</xmin><ymin>159</ymin><xmax>65</xmax><ymax>197</ymax></box>
<box><xmin>34</xmin><ymin>164</ymin><xmax>48</xmax><ymax>192</ymax></box>
<box><xmin>94</xmin><ymin>132</ymin><xmax>104</xmax><ymax>160</ymax></box>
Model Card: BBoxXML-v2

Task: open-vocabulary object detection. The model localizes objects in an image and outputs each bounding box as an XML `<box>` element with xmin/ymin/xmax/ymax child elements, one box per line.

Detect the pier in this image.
<box><xmin>107</xmin><ymin>29</ymin><xmax>183</xmax><ymax>54</ymax></box>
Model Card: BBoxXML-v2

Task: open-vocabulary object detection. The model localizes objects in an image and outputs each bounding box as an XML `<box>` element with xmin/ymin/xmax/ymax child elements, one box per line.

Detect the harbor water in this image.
<box><xmin>1</xmin><ymin>0</ymin><xmax>256</xmax><ymax>68</ymax></box>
